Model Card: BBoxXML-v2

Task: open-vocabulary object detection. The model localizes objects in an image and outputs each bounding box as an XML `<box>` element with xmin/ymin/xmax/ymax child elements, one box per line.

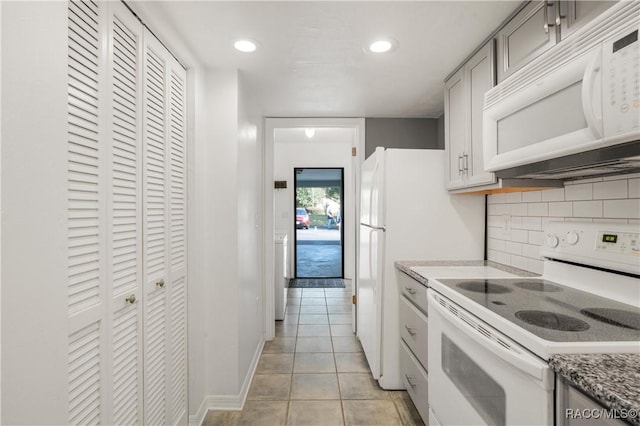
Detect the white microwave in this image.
<box><xmin>483</xmin><ymin>4</ymin><xmax>639</xmax><ymax>173</ymax></box>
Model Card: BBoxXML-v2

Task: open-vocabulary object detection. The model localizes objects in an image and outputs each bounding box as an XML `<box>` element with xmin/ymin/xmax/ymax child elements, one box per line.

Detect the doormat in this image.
<box><xmin>289</xmin><ymin>278</ymin><xmax>345</xmax><ymax>288</ymax></box>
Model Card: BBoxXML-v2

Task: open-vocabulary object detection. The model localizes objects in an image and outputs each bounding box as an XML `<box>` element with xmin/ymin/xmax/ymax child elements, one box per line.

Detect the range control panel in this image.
<box><xmin>541</xmin><ymin>221</ymin><xmax>640</xmax><ymax>275</ymax></box>
<box><xmin>596</xmin><ymin>230</ymin><xmax>640</xmax><ymax>256</ymax></box>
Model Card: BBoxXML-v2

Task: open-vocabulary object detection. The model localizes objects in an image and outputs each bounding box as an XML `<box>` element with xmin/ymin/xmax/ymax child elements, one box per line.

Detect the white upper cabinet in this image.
<box><xmin>559</xmin><ymin>0</ymin><xmax>618</xmax><ymax>39</ymax></box>
<box><xmin>497</xmin><ymin>1</ymin><xmax>557</xmax><ymax>83</ymax></box>
<box><xmin>497</xmin><ymin>0</ymin><xmax>616</xmax><ymax>83</ymax></box>
<box><xmin>444</xmin><ymin>68</ymin><xmax>466</xmax><ymax>189</ymax></box>
<box><xmin>445</xmin><ymin>41</ymin><xmax>497</xmax><ymax>190</ymax></box>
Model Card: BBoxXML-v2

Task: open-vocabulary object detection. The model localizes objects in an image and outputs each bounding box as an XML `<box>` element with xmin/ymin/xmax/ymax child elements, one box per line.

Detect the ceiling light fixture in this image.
<box><xmin>367</xmin><ymin>38</ymin><xmax>398</xmax><ymax>54</ymax></box>
<box><xmin>304</xmin><ymin>128</ymin><xmax>315</xmax><ymax>139</ymax></box>
<box><xmin>234</xmin><ymin>39</ymin><xmax>258</xmax><ymax>53</ymax></box>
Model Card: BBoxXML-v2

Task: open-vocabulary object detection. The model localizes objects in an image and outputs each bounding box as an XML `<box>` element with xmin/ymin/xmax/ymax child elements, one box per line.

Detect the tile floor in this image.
<box><xmin>203</xmin><ymin>285</ymin><xmax>425</xmax><ymax>426</ymax></box>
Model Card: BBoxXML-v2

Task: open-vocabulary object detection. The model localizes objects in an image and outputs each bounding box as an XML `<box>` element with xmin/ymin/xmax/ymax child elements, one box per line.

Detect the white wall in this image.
<box><xmin>487</xmin><ymin>174</ymin><xmax>640</xmax><ymax>274</ymax></box>
<box><xmin>1</xmin><ymin>2</ymin><xmax>69</xmax><ymax>423</ymax></box>
<box><xmin>237</xmin><ymin>74</ymin><xmax>264</xmax><ymax>392</ymax></box>
<box><xmin>273</xmin><ymin>129</ymin><xmax>356</xmax><ymax>280</ymax></box>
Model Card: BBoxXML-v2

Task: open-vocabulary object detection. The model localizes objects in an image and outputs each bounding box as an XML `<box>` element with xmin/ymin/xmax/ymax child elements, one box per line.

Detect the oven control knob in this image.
<box><xmin>566</xmin><ymin>231</ymin><xmax>579</xmax><ymax>245</ymax></box>
<box><xmin>546</xmin><ymin>234</ymin><xmax>559</xmax><ymax>248</ymax></box>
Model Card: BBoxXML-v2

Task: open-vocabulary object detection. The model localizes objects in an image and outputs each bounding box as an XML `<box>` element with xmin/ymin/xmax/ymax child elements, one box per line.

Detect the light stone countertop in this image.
<box><xmin>550</xmin><ymin>353</ymin><xmax>640</xmax><ymax>426</ymax></box>
<box><xmin>394</xmin><ymin>260</ymin><xmax>537</xmax><ymax>287</ymax></box>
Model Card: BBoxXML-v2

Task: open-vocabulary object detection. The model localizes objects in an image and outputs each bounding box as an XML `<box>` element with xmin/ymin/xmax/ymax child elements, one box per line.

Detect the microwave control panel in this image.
<box><xmin>602</xmin><ymin>27</ymin><xmax>640</xmax><ymax>138</ymax></box>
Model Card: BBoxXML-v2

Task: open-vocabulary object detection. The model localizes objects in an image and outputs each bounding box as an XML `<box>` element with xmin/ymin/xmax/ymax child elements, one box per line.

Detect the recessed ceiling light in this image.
<box><xmin>366</xmin><ymin>38</ymin><xmax>398</xmax><ymax>54</ymax></box>
<box><xmin>304</xmin><ymin>128</ymin><xmax>315</xmax><ymax>138</ymax></box>
<box><xmin>234</xmin><ymin>39</ymin><xmax>259</xmax><ymax>53</ymax></box>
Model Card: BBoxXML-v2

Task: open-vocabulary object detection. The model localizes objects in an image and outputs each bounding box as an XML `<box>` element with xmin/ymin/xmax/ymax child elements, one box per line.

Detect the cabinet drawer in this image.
<box><xmin>398</xmin><ymin>271</ymin><xmax>428</xmax><ymax>315</ymax></box>
<box><xmin>400</xmin><ymin>340</ymin><xmax>429</xmax><ymax>423</ymax></box>
<box><xmin>400</xmin><ymin>295</ymin><xmax>428</xmax><ymax>369</ymax></box>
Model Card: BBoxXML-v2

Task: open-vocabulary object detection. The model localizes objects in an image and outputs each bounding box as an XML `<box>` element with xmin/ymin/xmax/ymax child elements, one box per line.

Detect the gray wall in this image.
<box><xmin>365</xmin><ymin>118</ymin><xmax>440</xmax><ymax>158</ymax></box>
<box><xmin>437</xmin><ymin>114</ymin><xmax>444</xmax><ymax>150</ymax></box>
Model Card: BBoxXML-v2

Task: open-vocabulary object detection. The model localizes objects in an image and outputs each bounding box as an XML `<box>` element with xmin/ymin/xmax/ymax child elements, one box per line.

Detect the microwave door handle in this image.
<box><xmin>581</xmin><ymin>49</ymin><xmax>603</xmax><ymax>138</ymax></box>
<box><xmin>430</xmin><ymin>292</ymin><xmax>552</xmax><ymax>388</ymax></box>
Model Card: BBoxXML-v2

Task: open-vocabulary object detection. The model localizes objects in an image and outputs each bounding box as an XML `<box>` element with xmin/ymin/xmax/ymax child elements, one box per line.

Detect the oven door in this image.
<box><xmin>427</xmin><ymin>289</ymin><xmax>554</xmax><ymax>426</ymax></box>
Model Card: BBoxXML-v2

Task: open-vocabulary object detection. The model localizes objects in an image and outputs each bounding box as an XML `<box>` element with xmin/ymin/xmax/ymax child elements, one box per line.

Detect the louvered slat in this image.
<box><xmin>145</xmin><ymin>47</ymin><xmax>166</xmax><ymax>280</ymax></box>
<box><xmin>68</xmin><ymin>0</ymin><xmax>101</xmax><ymax>316</ymax></box>
<box><xmin>112</xmin><ymin>305</ymin><xmax>139</xmax><ymax>425</ymax></box>
<box><xmin>111</xmin><ymin>14</ymin><xmax>139</xmax><ymax>298</ymax></box>
<box><xmin>145</xmin><ymin>291</ymin><xmax>166</xmax><ymax>426</ymax></box>
<box><xmin>169</xmin><ymin>70</ymin><xmax>186</xmax><ymax>272</ymax></box>
<box><xmin>170</xmin><ymin>277</ymin><xmax>187</xmax><ymax>421</ymax></box>
<box><xmin>69</xmin><ymin>321</ymin><xmax>101</xmax><ymax>426</ymax></box>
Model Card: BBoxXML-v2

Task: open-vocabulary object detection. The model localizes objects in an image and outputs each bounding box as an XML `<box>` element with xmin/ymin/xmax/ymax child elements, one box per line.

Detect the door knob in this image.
<box><xmin>125</xmin><ymin>294</ymin><xmax>136</xmax><ymax>304</ymax></box>
<box><xmin>156</xmin><ymin>279</ymin><xmax>165</xmax><ymax>288</ymax></box>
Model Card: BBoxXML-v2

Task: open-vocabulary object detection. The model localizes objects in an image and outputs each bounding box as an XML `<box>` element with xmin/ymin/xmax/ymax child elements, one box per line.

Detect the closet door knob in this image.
<box><xmin>125</xmin><ymin>294</ymin><xmax>136</xmax><ymax>304</ymax></box>
<box><xmin>156</xmin><ymin>279</ymin><xmax>165</xmax><ymax>288</ymax></box>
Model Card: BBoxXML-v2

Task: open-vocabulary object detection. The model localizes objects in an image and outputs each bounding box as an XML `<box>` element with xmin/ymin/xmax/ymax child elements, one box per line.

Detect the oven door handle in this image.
<box><xmin>430</xmin><ymin>291</ymin><xmax>553</xmax><ymax>389</ymax></box>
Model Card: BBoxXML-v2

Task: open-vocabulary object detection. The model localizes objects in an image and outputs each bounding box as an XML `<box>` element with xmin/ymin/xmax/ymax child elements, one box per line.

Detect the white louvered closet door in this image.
<box><xmin>67</xmin><ymin>2</ymin><xmax>187</xmax><ymax>424</ymax></box>
<box><xmin>67</xmin><ymin>1</ymin><xmax>108</xmax><ymax>424</ymax></box>
<box><xmin>106</xmin><ymin>3</ymin><xmax>144</xmax><ymax>425</ymax></box>
<box><xmin>142</xmin><ymin>28</ymin><xmax>188</xmax><ymax>426</ymax></box>
<box><xmin>167</xmin><ymin>55</ymin><xmax>188</xmax><ymax>426</ymax></box>
<box><xmin>142</xmin><ymin>31</ymin><xmax>169</xmax><ymax>426</ymax></box>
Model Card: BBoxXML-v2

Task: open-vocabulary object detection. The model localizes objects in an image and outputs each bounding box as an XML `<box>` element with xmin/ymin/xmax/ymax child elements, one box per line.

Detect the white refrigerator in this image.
<box><xmin>357</xmin><ymin>147</ymin><xmax>485</xmax><ymax>389</ymax></box>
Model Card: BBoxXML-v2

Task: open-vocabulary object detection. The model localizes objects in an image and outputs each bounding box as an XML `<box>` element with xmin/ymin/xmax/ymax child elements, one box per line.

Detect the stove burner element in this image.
<box><xmin>580</xmin><ymin>308</ymin><xmax>640</xmax><ymax>330</ymax></box>
<box><xmin>513</xmin><ymin>280</ymin><xmax>562</xmax><ymax>292</ymax></box>
<box><xmin>456</xmin><ymin>281</ymin><xmax>513</xmax><ymax>294</ymax></box>
<box><xmin>515</xmin><ymin>310</ymin><xmax>590</xmax><ymax>331</ymax></box>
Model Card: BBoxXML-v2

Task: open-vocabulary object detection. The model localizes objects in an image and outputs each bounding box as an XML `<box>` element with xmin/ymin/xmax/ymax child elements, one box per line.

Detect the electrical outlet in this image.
<box><xmin>502</xmin><ymin>214</ymin><xmax>511</xmax><ymax>235</ymax></box>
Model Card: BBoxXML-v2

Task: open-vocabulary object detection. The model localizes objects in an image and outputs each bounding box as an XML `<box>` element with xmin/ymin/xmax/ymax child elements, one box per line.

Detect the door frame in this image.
<box><xmin>263</xmin><ymin>118</ymin><xmax>365</xmax><ymax>340</ymax></box>
<box><xmin>293</xmin><ymin>167</ymin><xmax>345</xmax><ymax>279</ymax></box>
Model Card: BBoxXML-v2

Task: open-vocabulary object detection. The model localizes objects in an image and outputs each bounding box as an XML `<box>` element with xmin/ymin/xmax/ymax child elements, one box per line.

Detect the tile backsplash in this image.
<box><xmin>486</xmin><ymin>174</ymin><xmax>640</xmax><ymax>274</ymax></box>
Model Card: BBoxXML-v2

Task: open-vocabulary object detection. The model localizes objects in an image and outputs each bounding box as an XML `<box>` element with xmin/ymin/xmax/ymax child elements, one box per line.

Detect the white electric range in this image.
<box><xmin>424</xmin><ymin>221</ymin><xmax>640</xmax><ymax>426</ymax></box>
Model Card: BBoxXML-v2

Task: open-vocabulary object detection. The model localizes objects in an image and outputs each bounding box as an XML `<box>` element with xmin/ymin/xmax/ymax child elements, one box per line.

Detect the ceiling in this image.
<box><xmin>134</xmin><ymin>1</ymin><xmax>522</xmax><ymax>118</ymax></box>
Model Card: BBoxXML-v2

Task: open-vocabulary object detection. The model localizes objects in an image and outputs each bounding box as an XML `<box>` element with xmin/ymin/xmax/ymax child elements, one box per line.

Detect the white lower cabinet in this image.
<box><xmin>399</xmin><ymin>271</ymin><xmax>429</xmax><ymax>314</ymax></box>
<box><xmin>398</xmin><ymin>271</ymin><xmax>429</xmax><ymax>423</ymax></box>
<box><xmin>556</xmin><ymin>377</ymin><xmax>627</xmax><ymax>426</ymax></box>
<box><xmin>400</xmin><ymin>296</ymin><xmax>428</xmax><ymax>368</ymax></box>
<box><xmin>400</xmin><ymin>340</ymin><xmax>430</xmax><ymax>422</ymax></box>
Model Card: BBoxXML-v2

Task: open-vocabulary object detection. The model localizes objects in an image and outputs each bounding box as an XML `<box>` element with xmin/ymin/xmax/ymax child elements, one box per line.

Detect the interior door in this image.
<box><xmin>107</xmin><ymin>3</ymin><xmax>144</xmax><ymax>424</ymax></box>
<box><xmin>67</xmin><ymin>1</ymin><xmax>107</xmax><ymax>423</ymax></box>
<box><xmin>166</xmin><ymin>53</ymin><xmax>188</xmax><ymax>426</ymax></box>
<box><xmin>142</xmin><ymin>32</ymin><xmax>169</xmax><ymax>426</ymax></box>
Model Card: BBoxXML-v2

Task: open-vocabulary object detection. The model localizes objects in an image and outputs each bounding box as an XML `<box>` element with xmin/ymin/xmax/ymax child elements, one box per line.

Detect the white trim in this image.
<box><xmin>188</xmin><ymin>339</ymin><xmax>265</xmax><ymax>425</ymax></box>
<box><xmin>263</xmin><ymin>118</ymin><xmax>365</xmax><ymax>340</ymax></box>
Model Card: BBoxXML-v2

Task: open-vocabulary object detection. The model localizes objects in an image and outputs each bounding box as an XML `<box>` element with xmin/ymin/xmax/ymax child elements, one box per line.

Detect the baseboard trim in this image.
<box><xmin>188</xmin><ymin>339</ymin><xmax>265</xmax><ymax>425</ymax></box>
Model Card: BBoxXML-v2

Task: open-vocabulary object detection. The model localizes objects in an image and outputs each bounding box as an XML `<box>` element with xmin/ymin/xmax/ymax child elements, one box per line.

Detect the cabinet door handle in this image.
<box><xmin>156</xmin><ymin>279</ymin><xmax>165</xmax><ymax>289</ymax></box>
<box><xmin>405</xmin><ymin>374</ymin><xmax>417</xmax><ymax>388</ymax></box>
<box><xmin>463</xmin><ymin>153</ymin><xmax>469</xmax><ymax>173</ymax></box>
<box><xmin>543</xmin><ymin>1</ymin><xmax>556</xmax><ymax>34</ymax></box>
<box><xmin>404</xmin><ymin>325</ymin><xmax>417</xmax><ymax>336</ymax></box>
<box><xmin>404</xmin><ymin>286</ymin><xmax>416</xmax><ymax>295</ymax></box>
<box><xmin>458</xmin><ymin>154</ymin><xmax>464</xmax><ymax>175</ymax></box>
<box><xmin>125</xmin><ymin>294</ymin><xmax>136</xmax><ymax>304</ymax></box>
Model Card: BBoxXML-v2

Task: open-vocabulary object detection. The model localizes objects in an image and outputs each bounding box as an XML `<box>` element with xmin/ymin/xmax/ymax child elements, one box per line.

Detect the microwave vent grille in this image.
<box><xmin>485</xmin><ymin>1</ymin><xmax>640</xmax><ymax>109</ymax></box>
<box><xmin>495</xmin><ymin>142</ymin><xmax>640</xmax><ymax>181</ymax></box>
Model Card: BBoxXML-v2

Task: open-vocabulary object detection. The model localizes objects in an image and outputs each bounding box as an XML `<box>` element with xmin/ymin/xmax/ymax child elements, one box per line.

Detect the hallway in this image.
<box><xmin>204</xmin><ymin>285</ymin><xmax>424</xmax><ymax>425</ymax></box>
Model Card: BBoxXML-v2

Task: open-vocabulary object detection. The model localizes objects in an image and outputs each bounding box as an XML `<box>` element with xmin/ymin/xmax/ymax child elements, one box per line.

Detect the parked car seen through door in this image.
<box><xmin>296</xmin><ymin>208</ymin><xmax>310</xmax><ymax>229</ymax></box>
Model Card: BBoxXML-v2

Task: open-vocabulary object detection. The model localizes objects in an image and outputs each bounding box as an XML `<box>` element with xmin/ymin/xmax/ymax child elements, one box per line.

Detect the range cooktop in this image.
<box><xmin>434</xmin><ymin>278</ymin><xmax>640</xmax><ymax>343</ymax></box>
